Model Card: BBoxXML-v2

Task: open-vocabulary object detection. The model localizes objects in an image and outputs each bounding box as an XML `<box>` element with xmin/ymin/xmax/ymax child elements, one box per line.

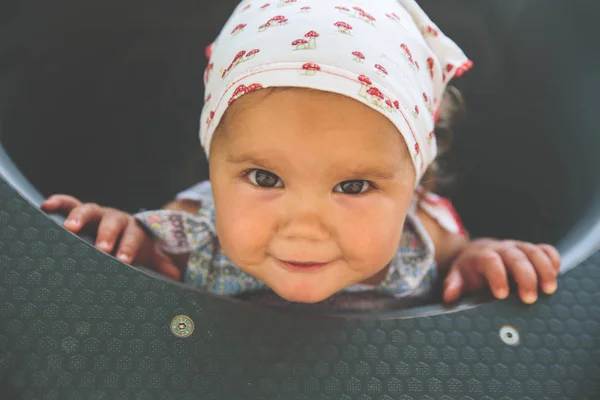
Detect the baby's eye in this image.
<box><xmin>247</xmin><ymin>169</ymin><xmax>283</xmax><ymax>188</ymax></box>
<box><xmin>333</xmin><ymin>180</ymin><xmax>371</xmax><ymax>195</ymax></box>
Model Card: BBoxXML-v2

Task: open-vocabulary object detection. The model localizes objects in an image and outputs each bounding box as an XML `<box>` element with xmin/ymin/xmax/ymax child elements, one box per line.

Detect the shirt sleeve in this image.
<box><xmin>415</xmin><ymin>186</ymin><xmax>468</xmax><ymax>237</ymax></box>
<box><xmin>175</xmin><ymin>181</ymin><xmax>214</xmax><ymax>205</ymax></box>
<box><xmin>134</xmin><ymin>208</ymin><xmax>216</xmax><ymax>254</ymax></box>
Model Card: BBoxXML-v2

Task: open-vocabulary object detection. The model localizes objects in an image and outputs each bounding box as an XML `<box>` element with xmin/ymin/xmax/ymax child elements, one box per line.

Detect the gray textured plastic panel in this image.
<box><xmin>1</xmin><ymin>178</ymin><xmax>599</xmax><ymax>400</ymax></box>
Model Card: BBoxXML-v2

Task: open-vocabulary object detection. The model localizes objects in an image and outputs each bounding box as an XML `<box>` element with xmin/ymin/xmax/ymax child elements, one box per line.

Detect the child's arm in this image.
<box><xmin>41</xmin><ymin>195</ymin><xmax>203</xmax><ymax>281</ymax></box>
<box><xmin>159</xmin><ymin>199</ymin><xmax>203</xmax><ymax>270</ymax></box>
<box><xmin>415</xmin><ymin>204</ymin><xmax>561</xmax><ymax>305</ymax></box>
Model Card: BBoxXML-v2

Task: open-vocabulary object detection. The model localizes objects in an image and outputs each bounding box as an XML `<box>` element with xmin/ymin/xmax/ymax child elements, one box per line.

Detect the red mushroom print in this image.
<box><xmin>358</xmin><ymin>74</ymin><xmax>372</xmax><ymax>97</ymax></box>
<box><xmin>352</xmin><ymin>6</ymin><xmax>365</xmax><ymax>17</ymax></box>
<box><xmin>260</xmin><ymin>3</ymin><xmax>270</xmax><ymax>10</ymax></box>
<box><xmin>413</xmin><ymin>105</ymin><xmax>420</xmax><ymax>118</ymax></box>
<box><xmin>385</xmin><ymin>99</ymin><xmax>394</xmax><ymax>111</ymax></box>
<box><xmin>229</xmin><ymin>84</ymin><xmax>248</xmax><ymax>105</ymax></box>
<box><xmin>270</xmin><ymin>15</ymin><xmax>288</xmax><ymax>25</ymax></box>
<box><xmin>245</xmin><ymin>49</ymin><xmax>260</xmax><ymax>60</ymax></box>
<box><xmin>300</xmin><ymin>6</ymin><xmax>311</xmax><ymax>12</ymax></box>
<box><xmin>362</xmin><ymin>13</ymin><xmax>376</xmax><ymax>25</ymax></box>
<box><xmin>423</xmin><ymin>93</ymin><xmax>433</xmax><ymax>113</ymax></box>
<box><xmin>222</xmin><ymin>64</ymin><xmax>234</xmax><ymax>79</ymax></box>
<box><xmin>204</xmin><ymin>62</ymin><xmax>214</xmax><ymax>84</ymax></box>
<box><xmin>375</xmin><ymin>64</ymin><xmax>388</xmax><ymax>77</ymax></box>
<box><xmin>446</xmin><ymin>63</ymin><xmax>455</xmax><ymax>73</ymax></box>
<box><xmin>232</xmin><ymin>50</ymin><xmax>247</xmax><ymax>66</ymax></box>
<box><xmin>415</xmin><ymin>143</ymin><xmax>420</xmax><ymax>155</ymax></box>
<box><xmin>242</xmin><ymin>4</ymin><xmax>252</xmax><ymax>11</ymax></box>
<box><xmin>231</xmin><ymin>23</ymin><xmax>247</xmax><ymax>36</ymax></box>
<box><xmin>393</xmin><ymin>100</ymin><xmax>400</xmax><ymax>110</ymax></box>
<box><xmin>386</xmin><ymin>13</ymin><xmax>400</xmax><ymax>21</ymax></box>
<box><xmin>246</xmin><ymin>83</ymin><xmax>263</xmax><ymax>92</ymax></box>
<box><xmin>206</xmin><ymin>110</ymin><xmax>215</xmax><ymax>127</ymax></box>
<box><xmin>222</xmin><ymin>63</ymin><xmax>235</xmax><ymax>79</ymax></box>
<box><xmin>428</xmin><ymin>131</ymin><xmax>435</xmax><ymax>143</ymax></box>
<box><xmin>258</xmin><ymin>22</ymin><xmax>271</xmax><ymax>31</ymax></box>
<box><xmin>334</xmin><ymin>21</ymin><xmax>353</xmax><ymax>35</ymax></box>
<box><xmin>424</xmin><ymin>25</ymin><xmax>439</xmax><ymax>37</ymax></box>
<box><xmin>305</xmin><ymin>31</ymin><xmax>319</xmax><ymax>49</ymax></box>
<box><xmin>400</xmin><ymin>43</ymin><xmax>414</xmax><ymax>62</ymax></box>
<box><xmin>352</xmin><ymin>51</ymin><xmax>365</xmax><ymax>63</ymax></box>
<box><xmin>202</xmin><ymin>93</ymin><xmax>212</xmax><ymax>113</ymax></box>
<box><xmin>232</xmin><ymin>85</ymin><xmax>247</xmax><ymax>98</ymax></box>
<box><xmin>335</xmin><ymin>6</ymin><xmax>350</xmax><ymax>14</ymax></box>
<box><xmin>302</xmin><ymin>62</ymin><xmax>321</xmax><ymax>76</ymax></box>
<box><xmin>427</xmin><ymin>57</ymin><xmax>435</xmax><ymax>79</ymax></box>
<box><xmin>292</xmin><ymin>39</ymin><xmax>309</xmax><ymax>50</ymax></box>
<box><xmin>234</xmin><ymin>85</ymin><xmax>248</xmax><ymax>97</ymax></box>
<box><xmin>278</xmin><ymin>0</ymin><xmax>296</xmax><ymax>6</ymax></box>
<box><xmin>367</xmin><ymin>87</ymin><xmax>384</xmax><ymax>106</ymax></box>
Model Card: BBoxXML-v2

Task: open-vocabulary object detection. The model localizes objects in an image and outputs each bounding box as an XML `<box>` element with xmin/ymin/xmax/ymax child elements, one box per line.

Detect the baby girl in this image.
<box><xmin>42</xmin><ymin>0</ymin><xmax>560</xmax><ymax>310</ymax></box>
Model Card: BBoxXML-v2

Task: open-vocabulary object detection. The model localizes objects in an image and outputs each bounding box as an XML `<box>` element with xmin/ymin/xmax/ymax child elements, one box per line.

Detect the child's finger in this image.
<box><xmin>115</xmin><ymin>221</ymin><xmax>146</xmax><ymax>264</ymax></box>
<box><xmin>476</xmin><ymin>250</ymin><xmax>510</xmax><ymax>300</ymax></box>
<box><xmin>499</xmin><ymin>247</ymin><xmax>538</xmax><ymax>304</ymax></box>
<box><xmin>517</xmin><ymin>242</ymin><xmax>557</xmax><ymax>295</ymax></box>
<box><xmin>95</xmin><ymin>212</ymin><xmax>129</xmax><ymax>254</ymax></box>
<box><xmin>64</xmin><ymin>203</ymin><xmax>104</xmax><ymax>232</ymax></box>
<box><xmin>42</xmin><ymin>194</ymin><xmax>82</xmax><ymax>212</ymax></box>
<box><xmin>538</xmin><ymin>244</ymin><xmax>561</xmax><ymax>272</ymax></box>
<box><xmin>442</xmin><ymin>266</ymin><xmax>465</xmax><ymax>303</ymax></box>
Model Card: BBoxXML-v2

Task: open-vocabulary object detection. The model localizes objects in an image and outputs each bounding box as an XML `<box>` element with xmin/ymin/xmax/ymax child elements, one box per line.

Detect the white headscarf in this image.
<box><xmin>200</xmin><ymin>0</ymin><xmax>472</xmax><ymax>183</ymax></box>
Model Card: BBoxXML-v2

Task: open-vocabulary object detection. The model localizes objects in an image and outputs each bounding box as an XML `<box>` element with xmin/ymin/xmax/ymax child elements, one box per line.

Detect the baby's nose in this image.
<box><xmin>280</xmin><ymin>219</ymin><xmax>330</xmax><ymax>242</ymax></box>
<box><xmin>278</xmin><ymin>198</ymin><xmax>331</xmax><ymax>241</ymax></box>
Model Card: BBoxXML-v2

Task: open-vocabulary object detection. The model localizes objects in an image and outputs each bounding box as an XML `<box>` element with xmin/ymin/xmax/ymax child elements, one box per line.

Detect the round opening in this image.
<box><xmin>0</xmin><ymin>1</ymin><xmax>598</xmax><ymax>318</ymax></box>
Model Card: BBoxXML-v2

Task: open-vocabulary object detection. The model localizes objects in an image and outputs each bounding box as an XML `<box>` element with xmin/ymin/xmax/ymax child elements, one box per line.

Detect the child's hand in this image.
<box><xmin>443</xmin><ymin>238</ymin><xmax>561</xmax><ymax>304</ymax></box>
<box><xmin>42</xmin><ymin>195</ymin><xmax>182</xmax><ymax>280</ymax></box>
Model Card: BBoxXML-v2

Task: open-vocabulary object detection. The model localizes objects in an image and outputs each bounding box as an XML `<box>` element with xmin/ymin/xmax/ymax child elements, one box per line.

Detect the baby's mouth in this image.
<box><xmin>280</xmin><ymin>260</ymin><xmax>330</xmax><ymax>271</ymax></box>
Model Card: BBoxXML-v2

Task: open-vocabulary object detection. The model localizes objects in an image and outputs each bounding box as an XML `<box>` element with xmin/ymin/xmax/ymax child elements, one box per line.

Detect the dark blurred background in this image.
<box><xmin>1</xmin><ymin>0</ymin><xmax>599</xmax><ymax>244</ymax></box>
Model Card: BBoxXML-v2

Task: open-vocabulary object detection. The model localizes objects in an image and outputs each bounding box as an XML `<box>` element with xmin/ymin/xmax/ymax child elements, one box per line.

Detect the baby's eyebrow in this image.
<box><xmin>226</xmin><ymin>153</ymin><xmax>278</xmax><ymax>170</ymax></box>
<box><xmin>342</xmin><ymin>167</ymin><xmax>397</xmax><ymax>181</ymax></box>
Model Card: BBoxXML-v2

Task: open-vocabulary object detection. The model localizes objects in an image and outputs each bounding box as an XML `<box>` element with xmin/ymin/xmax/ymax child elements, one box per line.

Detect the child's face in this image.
<box><xmin>209</xmin><ymin>88</ymin><xmax>416</xmax><ymax>303</ymax></box>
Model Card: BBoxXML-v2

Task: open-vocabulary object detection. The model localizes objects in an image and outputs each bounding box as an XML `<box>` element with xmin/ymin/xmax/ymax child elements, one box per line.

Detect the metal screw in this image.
<box><xmin>170</xmin><ymin>315</ymin><xmax>195</xmax><ymax>338</ymax></box>
<box><xmin>499</xmin><ymin>325</ymin><xmax>520</xmax><ymax>346</ymax></box>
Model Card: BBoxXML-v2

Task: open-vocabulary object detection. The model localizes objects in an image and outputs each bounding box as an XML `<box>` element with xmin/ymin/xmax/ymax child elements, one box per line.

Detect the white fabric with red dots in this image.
<box><xmin>199</xmin><ymin>0</ymin><xmax>472</xmax><ymax>183</ymax></box>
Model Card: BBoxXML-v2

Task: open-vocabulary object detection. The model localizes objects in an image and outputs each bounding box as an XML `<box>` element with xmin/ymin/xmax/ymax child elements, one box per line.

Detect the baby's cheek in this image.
<box><xmin>215</xmin><ymin>209</ymin><xmax>273</xmax><ymax>265</ymax></box>
<box><xmin>342</xmin><ymin>216</ymin><xmax>405</xmax><ymax>268</ymax></box>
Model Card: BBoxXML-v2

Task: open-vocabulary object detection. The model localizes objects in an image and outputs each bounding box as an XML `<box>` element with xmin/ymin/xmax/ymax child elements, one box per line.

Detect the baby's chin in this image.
<box><xmin>264</xmin><ymin>274</ymin><xmax>352</xmax><ymax>304</ymax></box>
<box><xmin>270</xmin><ymin>285</ymin><xmax>338</xmax><ymax>304</ymax></box>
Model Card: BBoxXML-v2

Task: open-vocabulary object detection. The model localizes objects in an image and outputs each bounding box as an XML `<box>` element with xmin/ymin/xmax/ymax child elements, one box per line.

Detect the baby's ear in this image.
<box><xmin>162</xmin><ymin>199</ymin><xmax>202</xmax><ymax>215</ymax></box>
